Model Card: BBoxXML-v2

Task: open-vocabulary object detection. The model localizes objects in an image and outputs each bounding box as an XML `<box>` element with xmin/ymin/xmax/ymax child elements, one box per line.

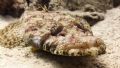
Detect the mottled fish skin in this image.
<box><xmin>0</xmin><ymin>11</ymin><xmax>106</xmax><ymax>56</ymax></box>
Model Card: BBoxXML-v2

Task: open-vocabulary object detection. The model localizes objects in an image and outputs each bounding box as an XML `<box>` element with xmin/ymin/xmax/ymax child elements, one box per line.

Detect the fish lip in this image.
<box><xmin>52</xmin><ymin>44</ymin><xmax>106</xmax><ymax>57</ymax></box>
<box><xmin>42</xmin><ymin>36</ymin><xmax>106</xmax><ymax>56</ymax></box>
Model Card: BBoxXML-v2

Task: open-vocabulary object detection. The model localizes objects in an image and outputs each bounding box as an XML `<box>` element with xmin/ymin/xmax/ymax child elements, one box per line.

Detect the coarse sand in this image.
<box><xmin>0</xmin><ymin>7</ymin><xmax>120</xmax><ymax>68</ymax></box>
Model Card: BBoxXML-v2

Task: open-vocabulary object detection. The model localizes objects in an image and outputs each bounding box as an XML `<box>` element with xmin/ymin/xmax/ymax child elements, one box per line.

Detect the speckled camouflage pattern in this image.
<box><xmin>0</xmin><ymin>11</ymin><xmax>106</xmax><ymax>56</ymax></box>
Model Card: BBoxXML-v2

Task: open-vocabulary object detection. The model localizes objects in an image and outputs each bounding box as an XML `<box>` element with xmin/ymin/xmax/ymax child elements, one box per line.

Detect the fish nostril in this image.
<box><xmin>59</xmin><ymin>33</ymin><xmax>66</xmax><ymax>36</ymax></box>
<box><xmin>58</xmin><ymin>31</ymin><xmax>66</xmax><ymax>36</ymax></box>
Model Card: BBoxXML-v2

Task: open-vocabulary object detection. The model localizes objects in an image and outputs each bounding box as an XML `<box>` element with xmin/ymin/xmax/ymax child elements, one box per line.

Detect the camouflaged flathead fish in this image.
<box><xmin>0</xmin><ymin>11</ymin><xmax>106</xmax><ymax>56</ymax></box>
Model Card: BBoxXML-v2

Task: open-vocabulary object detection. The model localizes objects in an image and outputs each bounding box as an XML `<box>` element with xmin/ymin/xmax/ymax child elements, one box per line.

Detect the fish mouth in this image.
<box><xmin>41</xmin><ymin>35</ymin><xmax>106</xmax><ymax>56</ymax></box>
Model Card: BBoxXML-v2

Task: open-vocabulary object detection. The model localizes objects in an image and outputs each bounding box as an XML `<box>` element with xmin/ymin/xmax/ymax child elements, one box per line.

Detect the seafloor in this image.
<box><xmin>0</xmin><ymin>6</ymin><xmax>120</xmax><ymax>68</ymax></box>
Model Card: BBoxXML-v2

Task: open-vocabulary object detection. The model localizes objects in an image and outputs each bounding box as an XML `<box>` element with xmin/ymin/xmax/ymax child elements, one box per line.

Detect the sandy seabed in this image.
<box><xmin>0</xmin><ymin>7</ymin><xmax>120</xmax><ymax>68</ymax></box>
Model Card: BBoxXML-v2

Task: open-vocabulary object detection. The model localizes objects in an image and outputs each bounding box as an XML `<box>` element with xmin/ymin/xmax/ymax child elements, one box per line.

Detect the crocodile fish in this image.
<box><xmin>0</xmin><ymin>11</ymin><xmax>106</xmax><ymax>56</ymax></box>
